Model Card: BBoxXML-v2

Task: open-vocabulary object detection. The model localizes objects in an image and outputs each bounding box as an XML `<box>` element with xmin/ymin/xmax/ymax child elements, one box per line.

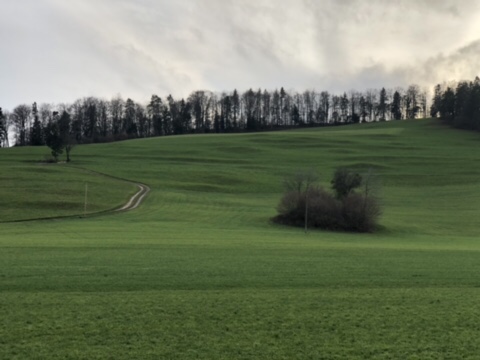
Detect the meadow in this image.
<box><xmin>1</xmin><ymin>119</ymin><xmax>480</xmax><ymax>359</ymax></box>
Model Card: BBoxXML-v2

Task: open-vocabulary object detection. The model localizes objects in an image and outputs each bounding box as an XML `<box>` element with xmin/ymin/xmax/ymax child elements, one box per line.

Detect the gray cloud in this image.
<box><xmin>1</xmin><ymin>0</ymin><xmax>479</xmax><ymax>110</ymax></box>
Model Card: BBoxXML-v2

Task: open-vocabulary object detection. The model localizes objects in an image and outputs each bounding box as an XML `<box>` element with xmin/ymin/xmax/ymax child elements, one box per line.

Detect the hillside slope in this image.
<box><xmin>1</xmin><ymin>119</ymin><xmax>480</xmax><ymax>359</ymax></box>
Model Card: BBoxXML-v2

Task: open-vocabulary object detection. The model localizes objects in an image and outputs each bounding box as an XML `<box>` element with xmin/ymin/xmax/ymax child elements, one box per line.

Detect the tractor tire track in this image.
<box><xmin>1</xmin><ymin>166</ymin><xmax>150</xmax><ymax>223</ymax></box>
<box><xmin>115</xmin><ymin>183</ymin><xmax>150</xmax><ymax>212</ymax></box>
<box><xmin>69</xmin><ymin>166</ymin><xmax>151</xmax><ymax>213</ymax></box>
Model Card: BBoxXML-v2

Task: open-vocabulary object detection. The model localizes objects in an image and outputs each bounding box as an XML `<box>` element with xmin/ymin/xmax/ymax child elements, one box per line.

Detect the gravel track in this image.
<box><xmin>115</xmin><ymin>183</ymin><xmax>150</xmax><ymax>212</ymax></box>
<box><xmin>1</xmin><ymin>166</ymin><xmax>150</xmax><ymax>223</ymax></box>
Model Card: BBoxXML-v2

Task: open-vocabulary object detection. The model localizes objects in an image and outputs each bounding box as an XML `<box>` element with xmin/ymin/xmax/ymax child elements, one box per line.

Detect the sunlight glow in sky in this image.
<box><xmin>1</xmin><ymin>0</ymin><xmax>479</xmax><ymax>110</ymax></box>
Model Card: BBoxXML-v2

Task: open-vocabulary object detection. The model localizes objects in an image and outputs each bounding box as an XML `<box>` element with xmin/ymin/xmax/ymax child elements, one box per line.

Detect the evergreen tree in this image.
<box><xmin>340</xmin><ymin>93</ymin><xmax>349</xmax><ymax>122</ymax></box>
<box><xmin>148</xmin><ymin>95</ymin><xmax>164</xmax><ymax>136</ymax></box>
<box><xmin>232</xmin><ymin>89</ymin><xmax>240</xmax><ymax>130</ymax></box>
<box><xmin>391</xmin><ymin>91</ymin><xmax>402</xmax><ymax>120</ymax></box>
<box><xmin>30</xmin><ymin>102</ymin><xmax>43</xmax><ymax>146</ymax></box>
<box><xmin>430</xmin><ymin>84</ymin><xmax>442</xmax><ymax>118</ymax></box>
<box><xmin>213</xmin><ymin>109</ymin><xmax>220</xmax><ymax>133</ymax></box>
<box><xmin>124</xmin><ymin>98</ymin><xmax>137</xmax><ymax>137</ymax></box>
<box><xmin>378</xmin><ymin>88</ymin><xmax>388</xmax><ymax>121</ymax></box>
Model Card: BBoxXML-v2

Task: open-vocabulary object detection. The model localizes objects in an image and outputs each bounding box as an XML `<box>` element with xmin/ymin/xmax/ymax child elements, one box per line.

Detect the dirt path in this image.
<box><xmin>115</xmin><ymin>183</ymin><xmax>150</xmax><ymax>212</ymax></box>
<box><xmin>1</xmin><ymin>166</ymin><xmax>150</xmax><ymax>223</ymax></box>
<box><xmin>71</xmin><ymin>166</ymin><xmax>151</xmax><ymax>214</ymax></box>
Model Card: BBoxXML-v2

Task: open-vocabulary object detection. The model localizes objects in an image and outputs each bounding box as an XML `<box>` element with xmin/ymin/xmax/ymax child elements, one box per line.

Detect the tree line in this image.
<box><xmin>0</xmin><ymin>85</ymin><xmax>429</xmax><ymax>149</ymax></box>
<box><xmin>430</xmin><ymin>76</ymin><xmax>480</xmax><ymax>131</ymax></box>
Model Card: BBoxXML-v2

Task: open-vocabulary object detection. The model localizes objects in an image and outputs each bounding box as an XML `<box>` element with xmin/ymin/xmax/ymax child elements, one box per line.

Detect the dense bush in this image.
<box><xmin>331</xmin><ymin>167</ymin><xmax>362</xmax><ymax>198</ymax></box>
<box><xmin>273</xmin><ymin>169</ymin><xmax>381</xmax><ymax>233</ymax></box>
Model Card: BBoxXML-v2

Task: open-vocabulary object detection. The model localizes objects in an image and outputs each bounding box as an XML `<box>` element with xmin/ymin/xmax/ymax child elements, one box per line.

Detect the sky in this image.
<box><xmin>1</xmin><ymin>0</ymin><xmax>480</xmax><ymax>111</ymax></box>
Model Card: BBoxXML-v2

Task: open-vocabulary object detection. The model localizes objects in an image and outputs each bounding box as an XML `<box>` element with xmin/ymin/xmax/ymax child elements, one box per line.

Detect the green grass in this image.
<box><xmin>1</xmin><ymin>119</ymin><xmax>480</xmax><ymax>359</ymax></box>
<box><xmin>0</xmin><ymin>148</ymin><xmax>137</xmax><ymax>221</ymax></box>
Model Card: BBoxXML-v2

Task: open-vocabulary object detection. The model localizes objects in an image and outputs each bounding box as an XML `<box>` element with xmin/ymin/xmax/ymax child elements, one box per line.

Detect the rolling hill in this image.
<box><xmin>1</xmin><ymin>119</ymin><xmax>480</xmax><ymax>359</ymax></box>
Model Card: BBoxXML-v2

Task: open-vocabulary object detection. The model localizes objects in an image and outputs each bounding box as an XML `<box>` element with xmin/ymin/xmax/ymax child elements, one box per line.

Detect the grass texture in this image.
<box><xmin>1</xmin><ymin>119</ymin><xmax>480</xmax><ymax>359</ymax></box>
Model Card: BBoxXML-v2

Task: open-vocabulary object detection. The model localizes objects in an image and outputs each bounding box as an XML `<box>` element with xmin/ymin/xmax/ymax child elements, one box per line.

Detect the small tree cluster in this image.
<box><xmin>44</xmin><ymin>111</ymin><xmax>75</xmax><ymax>162</ymax></box>
<box><xmin>273</xmin><ymin>168</ymin><xmax>382</xmax><ymax>233</ymax></box>
<box><xmin>431</xmin><ymin>76</ymin><xmax>480</xmax><ymax>131</ymax></box>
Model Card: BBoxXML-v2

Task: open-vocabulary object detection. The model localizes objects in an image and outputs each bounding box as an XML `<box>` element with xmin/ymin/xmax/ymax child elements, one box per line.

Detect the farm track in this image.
<box><xmin>115</xmin><ymin>183</ymin><xmax>150</xmax><ymax>212</ymax></box>
<box><xmin>1</xmin><ymin>165</ymin><xmax>150</xmax><ymax>223</ymax></box>
<box><xmin>67</xmin><ymin>165</ymin><xmax>151</xmax><ymax>214</ymax></box>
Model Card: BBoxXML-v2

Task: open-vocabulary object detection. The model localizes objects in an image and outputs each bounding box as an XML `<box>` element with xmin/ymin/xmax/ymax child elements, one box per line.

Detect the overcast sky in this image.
<box><xmin>1</xmin><ymin>0</ymin><xmax>480</xmax><ymax>111</ymax></box>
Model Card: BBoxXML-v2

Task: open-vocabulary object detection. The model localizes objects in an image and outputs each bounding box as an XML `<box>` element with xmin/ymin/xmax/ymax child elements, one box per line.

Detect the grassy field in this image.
<box><xmin>1</xmin><ymin>119</ymin><xmax>480</xmax><ymax>359</ymax></box>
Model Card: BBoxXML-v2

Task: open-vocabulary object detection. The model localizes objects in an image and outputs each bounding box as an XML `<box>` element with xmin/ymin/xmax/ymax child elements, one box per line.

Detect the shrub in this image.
<box><xmin>307</xmin><ymin>187</ymin><xmax>343</xmax><ymax>230</ymax></box>
<box><xmin>342</xmin><ymin>193</ymin><xmax>381</xmax><ymax>232</ymax></box>
<box><xmin>273</xmin><ymin>168</ymin><xmax>382</xmax><ymax>233</ymax></box>
<box><xmin>331</xmin><ymin>167</ymin><xmax>362</xmax><ymax>199</ymax></box>
<box><xmin>275</xmin><ymin>190</ymin><xmax>305</xmax><ymax>227</ymax></box>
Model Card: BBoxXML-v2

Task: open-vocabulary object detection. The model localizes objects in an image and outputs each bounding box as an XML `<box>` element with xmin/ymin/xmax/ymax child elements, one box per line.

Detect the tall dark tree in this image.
<box><xmin>123</xmin><ymin>98</ymin><xmax>137</xmax><ymax>138</ymax></box>
<box><xmin>98</xmin><ymin>100</ymin><xmax>109</xmax><ymax>139</ymax></box>
<box><xmin>110</xmin><ymin>96</ymin><xmax>124</xmax><ymax>136</ymax></box>
<box><xmin>70</xmin><ymin>99</ymin><xmax>84</xmax><ymax>143</ymax></box>
<box><xmin>349</xmin><ymin>91</ymin><xmax>360</xmax><ymax>123</ymax></box>
<box><xmin>58</xmin><ymin>110</ymin><xmax>75</xmax><ymax>162</ymax></box>
<box><xmin>331</xmin><ymin>95</ymin><xmax>340</xmax><ymax>123</ymax></box>
<box><xmin>254</xmin><ymin>89</ymin><xmax>263</xmax><ymax>128</ymax></box>
<box><xmin>232</xmin><ymin>89</ymin><xmax>240</xmax><ymax>130</ymax></box>
<box><xmin>318</xmin><ymin>91</ymin><xmax>330</xmax><ymax>124</ymax></box>
<box><xmin>472</xmin><ymin>77</ymin><xmax>480</xmax><ymax>130</ymax></box>
<box><xmin>262</xmin><ymin>90</ymin><xmax>271</xmax><ymax>127</ymax></box>
<box><xmin>148</xmin><ymin>95</ymin><xmax>164</xmax><ymax>136</ymax></box>
<box><xmin>44</xmin><ymin>112</ymin><xmax>63</xmax><ymax>161</ymax></box>
<box><xmin>303</xmin><ymin>90</ymin><xmax>316</xmax><ymax>125</ymax></box>
<box><xmin>219</xmin><ymin>94</ymin><xmax>226</xmax><ymax>132</ymax></box>
<box><xmin>290</xmin><ymin>104</ymin><xmax>301</xmax><ymax>125</ymax></box>
<box><xmin>391</xmin><ymin>91</ymin><xmax>402</xmax><ymax>120</ymax></box>
<box><xmin>280</xmin><ymin>87</ymin><xmax>287</xmax><ymax>125</ymax></box>
<box><xmin>365</xmin><ymin>90</ymin><xmax>377</xmax><ymax>122</ymax></box>
<box><xmin>30</xmin><ymin>102</ymin><xmax>43</xmax><ymax>146</ymax></box>
<box><xmin>340</xmin><ymin>93</ymin><xmax>349</xmax><ymax>122</ymax></box>
<box><xmin>223</xmin><ymin>95</ymin><xmax>233</xmax><ymax>131</ymax></box>
<box><xmin>378</xmin><ymin>88</ymin><xmax>388</xmax><ymax>121</ymax></box>
<box><xmin>438</xmin><ymin>87</ymin><xmax>456</xmax><ymax>121</ymax></box>
<box><xmin>135</xmin><ymin>103</ymin><xmax>148</xmax><ymax>138</ymax></box>
<box><xmin>162</xmin><ymin>102</ymin><xmax>173</xmax><ymax>135</ymax></box>
<box><xmin>405</xmin><ymin>85</ymin><xmax>420</xmax><ymax>119</ymax></box>
<box><xmin>188</xmin><ymin>90</ymin><xmax>212</xmax><ymax>133</ymax></box>
<box><xmin>0</xmin><ymin>107</ymin><xmax>7</xmax><ymax>147</ymax></box>
<box><xmin>12</xmin><ymin>104</ymin><xmax>31</xmax><ymax>146</ymax></box>
<box><xmin>179</xmin><ymin>99</ymin><xmax>192</xmax><ymax>134</ymax></box>
<box><xmin>243</xmin><ymin>89</ymin><xmax>257</xmax><ymax>131</ymax></box>
<box><xmin>419</xmin><ymin>89</ymin><xmax>428</xmax><ymax>118</ymax></box>
<box><xmin>213</xmin><ymin>109</ymin><xmax>220</xmax><ymax>133</ymax></box>
<box><xmin>432</xmin><ymin>77</ymin><xmax>480</xmax><ymax>131</ymax></box>
<box><xmin>430</xmin><ymin>84</ymin><xmax>442</xmax><ymax>118</ymax></box>
<box><xmin>359</xmin><ymin>96</ymin><xmax>368</xmax><ymax>123</ymax></box>
<box><xmin>168</xmin><ymin>96</ymin><xmax>191</xmax><ymax>135</ymax></box>
<box><xmin>83</xmin><ymin>97</ymin><xmax>98</xmax><ymax>142</ymax></box>
<box><xmin>167</xmin><ymin>95</ymin><xmax>180</xmax><ymax>135</ymax></box>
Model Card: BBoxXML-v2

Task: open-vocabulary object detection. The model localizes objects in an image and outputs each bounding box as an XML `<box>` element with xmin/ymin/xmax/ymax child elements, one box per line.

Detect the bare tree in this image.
<box><xmin>405</xmin><ymin>84</ymin><xmax>421</xmax><ymax>119</ymax></box>
<box><xmin>359</xmin><ymin>169</ymin><xmax>382</xmax><ymax>231</ymax></box>
<box><xmin>284</xmin><ymin>169</ymin><xmax>320</xmax><ymax>233</ymax></box>
<box><xmin>0</xmin><ymin>108</ymin><xmax>8</xmax><ymax>147</ymax></box>
<box><xmin>12</xmin><ymin>104</ymin><xmax>31</xmax><ymax>146</ymax></box>
<box><xmin>365</xmin><ymin>90</ymin><xmax>378</xmax><ymax>122</ymax></box>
